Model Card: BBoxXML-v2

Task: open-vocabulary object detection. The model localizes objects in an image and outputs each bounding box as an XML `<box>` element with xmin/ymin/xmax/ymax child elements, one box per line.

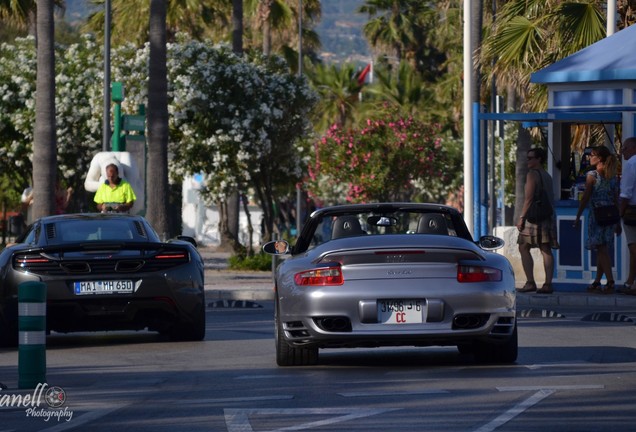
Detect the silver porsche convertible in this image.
<box><xmin>263</xmin><ymin>203</ymin><xmax>516</xmax><ymax>366</ymax></box>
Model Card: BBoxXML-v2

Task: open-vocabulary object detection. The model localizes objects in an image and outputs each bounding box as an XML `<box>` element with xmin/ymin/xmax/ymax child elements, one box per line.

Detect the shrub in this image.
<box><xmin>228</xmin><ymin>252</ymin><xmax>272</xmax><ymax>271</ymax></box>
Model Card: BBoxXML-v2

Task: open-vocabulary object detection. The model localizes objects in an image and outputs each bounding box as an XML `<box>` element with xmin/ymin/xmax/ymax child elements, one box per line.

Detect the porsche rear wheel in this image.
<box><xmin>275</xmin><ymin>304</ymin><xmax>318</xmax><ymax>366</ymax></box>
<box><xmin>473</xmin><ymin>323</ymin><xmax>518</xmax><ymax>364</ymax></box>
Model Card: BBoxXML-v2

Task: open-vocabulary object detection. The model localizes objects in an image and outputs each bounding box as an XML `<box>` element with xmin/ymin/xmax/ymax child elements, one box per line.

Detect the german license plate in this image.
<box><xmin>74</xmin><ymin>280</ymin><xmax>133</xmax><ymax>295</ymax></box>
<box><xmin>378</xmin><ymin>299</ymin><xmax>425</xmax><ymax>324</ymax></box>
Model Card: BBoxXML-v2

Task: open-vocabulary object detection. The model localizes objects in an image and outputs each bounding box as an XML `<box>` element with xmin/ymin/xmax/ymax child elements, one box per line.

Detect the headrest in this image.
<box><xmin>331</xmin><ymin>215</ymin><xmax>365</xmax><ymax>239</ymax></box>
<box><xmin>417</xmin><ymin>214</ymin><xmax>448</xmax><ymax>235</ymax></box>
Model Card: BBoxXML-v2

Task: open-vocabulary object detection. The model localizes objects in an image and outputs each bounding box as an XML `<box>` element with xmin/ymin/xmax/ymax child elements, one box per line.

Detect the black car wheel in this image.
<box><xmin>170</xmin><ymin>304</ymin><xmax>206</xmax><ymax>342</ymax></box>
<box><xmin>473</xmin><ymin>323</ymin><xmax>518</xmax><ymax>364</ymax></box>
<box><xmin>275</xmin><ymin>302</ymin><xmax>318</xmax><ymax>366</ymax></box>
<box><xmin>0</xmin><ymin>316</ymin><xmax>18</xmax><ymax>348</ymax></box>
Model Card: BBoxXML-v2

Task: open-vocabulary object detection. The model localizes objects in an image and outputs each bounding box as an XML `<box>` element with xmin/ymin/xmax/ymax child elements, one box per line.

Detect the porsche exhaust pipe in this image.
<box><xmin>314</xmin><ymin>316</ymin><xmax>352</xmax><ymax>332</ymax></box>
<box><xmin>453</xmin><ymin>314</ymin><xmax>489</xmax><ymax>329</ymax></box>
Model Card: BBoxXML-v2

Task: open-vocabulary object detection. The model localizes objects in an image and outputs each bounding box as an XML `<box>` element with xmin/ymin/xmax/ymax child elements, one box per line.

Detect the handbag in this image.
<box><xmin>526</xmin><ymin>170</ymin><xmax>553</xmax><ymax>223</ymax></box>
<box><xmin>623</xmin><ymin>206</ymin><xmax>636</xmax><ymax>226</ymax></box>
<box><xmin>593</xmin><ymin>205</ymin><xmax>620</xmax><ymax>226</ymax></box>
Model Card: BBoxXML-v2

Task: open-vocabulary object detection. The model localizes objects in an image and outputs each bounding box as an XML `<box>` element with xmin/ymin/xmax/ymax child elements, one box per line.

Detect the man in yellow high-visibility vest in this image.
<box><xmin>94</xmin><ymin>164</ymin><xmax>136</xmax><ymax>213</ymax></box>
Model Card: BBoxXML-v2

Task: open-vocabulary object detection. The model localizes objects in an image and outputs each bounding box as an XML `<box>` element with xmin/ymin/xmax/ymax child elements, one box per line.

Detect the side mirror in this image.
<box><xmin>478</xmin><ymin>235</ymin><xmax>504</xmax><ymax>251</ymax></box>
<box><xmin>262</xmin><ymin>240</ymin><xmax>289</xmax><ymax>255</ymax></box>
<box><xmin>176</xmin><ymin>235</ymin><xmax>197</xmax><ymax>248</ymax></box>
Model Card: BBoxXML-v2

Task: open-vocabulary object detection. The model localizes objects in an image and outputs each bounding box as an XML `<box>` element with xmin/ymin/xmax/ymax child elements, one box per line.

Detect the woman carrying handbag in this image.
<box><xmin>574</xmin><ymin>146</ymin><xmax>621</xmax><ymax>294</ymax></box>
<box><xmin>516</xmin><ymin>148</ymin><xmax>559</xmax><ymax>294</ymax></box>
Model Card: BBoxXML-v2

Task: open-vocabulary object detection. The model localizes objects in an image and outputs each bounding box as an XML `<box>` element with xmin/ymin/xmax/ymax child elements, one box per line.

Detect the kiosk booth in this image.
<box><xmin>476</xmin><ymin>24</ymin><xmax>636</xmax><ymax>291</ymax></box>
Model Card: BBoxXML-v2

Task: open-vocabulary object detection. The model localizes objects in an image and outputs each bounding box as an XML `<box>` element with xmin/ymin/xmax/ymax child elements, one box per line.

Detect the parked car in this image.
<box><xmin>263</xmin><ymin>203</ymin><xmax>516</xmax><ymax>366</ymax></box>
<box><xmin>0</xmin><ymin>213</ymin><xmax>205</xmax><ymax>346</ymax></box>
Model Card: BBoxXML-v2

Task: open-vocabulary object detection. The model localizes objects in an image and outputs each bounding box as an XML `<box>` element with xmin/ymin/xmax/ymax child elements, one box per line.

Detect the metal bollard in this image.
<box><xmin>18</xmin><ymin>281</ymin><xmax>47</xmax><ymax>389</ymax></box>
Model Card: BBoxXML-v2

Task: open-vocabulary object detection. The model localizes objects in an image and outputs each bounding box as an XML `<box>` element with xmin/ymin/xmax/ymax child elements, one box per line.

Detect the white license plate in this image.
<box><xmin>378</xmin><ymin>299</ymin><xmax>425</xmax><ymax>324</ymax></box>
<box><xmin>74</xmin><ymin>280</ymin><xmax>134</xmax><ymax>295</ymax></box>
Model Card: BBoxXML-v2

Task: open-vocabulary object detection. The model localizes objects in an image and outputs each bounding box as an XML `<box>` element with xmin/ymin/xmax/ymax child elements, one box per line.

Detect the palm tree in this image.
<box><xmin>32</xmin><ymin>0</ymin><xmax>57</xmax><ymax>219</ymax></box>
<box><xmin>0</xmin><ymin>0</ymin><xmax>37</xmax><ymax>34</ymax></box>
<box><xmin>365</xmin><ymin>61</ymin><xmax>429</xmax><ymax>117</ymax></box>
<box><xmin>359</xmin><ymin>0</ymin><xmax>431</xmax><ymax>68</ymax></box>
<box><xmin>232</xmin><ymin>0</ymin><xmax>243</xmax><ymax>53</ymax></box>
<box><xmin>225</xmin><ymin>0</ymin><xmax>245</xmax><ymax>251</ymax></box>
<box><xmin>0</xmin><ymin>0</ymin><xmax>64</xmax><ymax>41</ymax></box>
<box><xmin>306</xmin><ymin>62</ymin><xmax>364</xmax><ymax>131</ymax></box>
<box><xmin>145</xmin><ymin>0</ymin><xmax>169</xmax><ymax>238</ymax></box>
<box><xmin>480</xmin><ymin>0</ymin><xmax>606</xmax><ymax>219</ymax></box>
<box><xmin>84</xmin><ymin>0</ymin><xmax>229</xmax><ymax>46</ymax></box>
<box><xmin>245</xmin><ymin>0</ymin><xmax>321</xmax><ymax>69</ymax></box>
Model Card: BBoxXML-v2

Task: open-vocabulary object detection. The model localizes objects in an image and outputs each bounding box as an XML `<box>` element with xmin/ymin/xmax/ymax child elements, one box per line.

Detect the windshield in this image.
<box><xmin>309</xmin><ymin>210</ymin><xmax>459</xmax><ymax>249</ymax></box>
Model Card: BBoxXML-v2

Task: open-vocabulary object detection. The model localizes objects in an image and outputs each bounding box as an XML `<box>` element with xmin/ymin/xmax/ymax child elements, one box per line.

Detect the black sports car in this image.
<box><xmin>0</xmin><ymin>213</ymin><xmax>205</xmax><ymax>346</ymax></box>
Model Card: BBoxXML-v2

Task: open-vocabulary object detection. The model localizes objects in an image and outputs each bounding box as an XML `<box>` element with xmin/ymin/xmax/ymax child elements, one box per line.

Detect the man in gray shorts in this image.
<box><xmin>619</xmin><ymin>137</ymin><xmax>636</xmax><ymax>295</ymax></box>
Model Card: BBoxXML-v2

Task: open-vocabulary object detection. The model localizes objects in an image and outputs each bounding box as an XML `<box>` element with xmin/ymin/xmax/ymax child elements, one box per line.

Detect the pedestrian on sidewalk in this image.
<box><xmin>574</xmin><ymin>146</ymin><xmax>620</xmax><ymax>294</ymax></box>
<box><xmin>619</xmin><ymin>137</ymin><xmax>636</xmax><ymax>295</ymax></box>
<box><xmin>516</xmin><ymin>147</ymin><xmax>559</xmax><ymax>294</ymax></box>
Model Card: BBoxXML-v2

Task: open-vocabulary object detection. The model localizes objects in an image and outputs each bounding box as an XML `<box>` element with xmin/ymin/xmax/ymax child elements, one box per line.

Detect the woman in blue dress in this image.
<box><xmin>574</xmin><ymin>146</ymin><xmax>621</xmax><ymax>294</ymax></box>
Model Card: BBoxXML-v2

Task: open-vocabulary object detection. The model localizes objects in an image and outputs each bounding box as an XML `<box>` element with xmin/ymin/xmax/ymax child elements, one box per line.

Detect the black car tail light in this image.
<box><xmin>294</xmin><ymin>265</ymin><xmax>344</xmax><ymax>286</ymax></box>
<box><xmin>13</xmin><ymin>247</ymin><xmax>190</xmax><ymax>276</ymax></box>
<box><xmin>141</xmin><ymin>249</ymin><xmax>190</xmax><ymax>272</ymax></box>
<box><xmin>13</xmin><ymin>254</ymin><xmax>59</xmax><ymax>273</ymax></box>
<box><xmin>153</xmin><ymin>251</ymin><xmax>188</xmax><ymax>260</ymax></box>
<box><xmin>457</xmin><ymin>265</ymin><xmax>502</xmax><ymax>282</ymax></box>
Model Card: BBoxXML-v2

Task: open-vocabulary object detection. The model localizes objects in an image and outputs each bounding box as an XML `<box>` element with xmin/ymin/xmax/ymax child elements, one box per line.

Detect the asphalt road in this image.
<box><xmin>1</xmin><ymin>299</ymin><xmax>635</xmax><ymax>432</ymax></box>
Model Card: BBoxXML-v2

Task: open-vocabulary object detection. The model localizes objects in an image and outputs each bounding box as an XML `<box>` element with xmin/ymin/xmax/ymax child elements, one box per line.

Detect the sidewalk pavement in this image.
<box><xmin>199</xmin><ymin>247</ymin><xmax>636</xmax><ymax>311</ymax></box>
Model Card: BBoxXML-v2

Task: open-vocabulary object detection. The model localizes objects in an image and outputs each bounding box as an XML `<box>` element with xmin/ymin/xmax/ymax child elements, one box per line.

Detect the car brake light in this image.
<box><xmin>16</xmin><ymin>257</ymin><xmax>51</xmax><ymax>264</ymax></box>
<box><xmin>457</xmin><ymin>265</ymin><xmax>502</xmax><ymax>282</ymax></box>
<box><xmin>294</xmin><ymin>267</ymin><xmax>344</xmax><ymax>286</ymax></box>
<box><xmin>154</xmin><ymin>252</ymin><xmax>187</xmax><ymax>260</ymax></box>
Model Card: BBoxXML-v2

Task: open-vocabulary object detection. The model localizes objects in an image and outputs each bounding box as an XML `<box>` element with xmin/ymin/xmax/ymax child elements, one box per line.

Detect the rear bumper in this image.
<box><xmin>278</xmin><ymin>282</ymin><xmax>516</xmax><ymax>349</ymax></box>
<box><xmin>47</xmin><ymin>297</ymin><xmax>195</xmax><ymax>332</ymax></box>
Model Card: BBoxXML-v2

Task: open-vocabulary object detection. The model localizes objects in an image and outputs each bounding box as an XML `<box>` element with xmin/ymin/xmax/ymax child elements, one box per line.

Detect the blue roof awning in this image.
<box><xmin>478</xmin><ymin>111</ymin><xmax>622</xmax><ymax>123</ymax></box>
<box><xmin>531</xmin><ymin>24</ymin><xmax>636</xmax><ymax>84</ymax></box>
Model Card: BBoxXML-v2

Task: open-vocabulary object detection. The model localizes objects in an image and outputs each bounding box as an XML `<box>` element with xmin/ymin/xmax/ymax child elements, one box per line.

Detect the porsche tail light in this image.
<box><xmin>294</xmin><ymin>266</ymin><xmax>344</xmax><ymax>286</ymax></box>
<box><xmin>457</xmin><ymin>265</ymin><xmax>502</xmax><ymax>282</ymax></box>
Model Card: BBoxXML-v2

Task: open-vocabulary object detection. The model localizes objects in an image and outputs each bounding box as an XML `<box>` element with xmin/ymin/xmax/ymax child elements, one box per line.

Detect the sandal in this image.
<box><xmin>600</xmin><ymin>281</ymin><xmax>615</xmax><ymax>295</ymax></box>
<box><xmin>537</xmin><ymin>283</ymin><xmax>553</xmax><ymax>294</ymax></box>
<box><xmin>517</xmin><ymin>281</ymin><xmax>537</xmax><ymax>293</ymax></box>
<box><xmin>618</xmin><ymin>283</ymin><xmax>634</xmax><ymax>294</ymax></box>
<box><xmin>586</xmin><ymin>281</ymin><xmax>602</xmax><ymax>293</ymax></box>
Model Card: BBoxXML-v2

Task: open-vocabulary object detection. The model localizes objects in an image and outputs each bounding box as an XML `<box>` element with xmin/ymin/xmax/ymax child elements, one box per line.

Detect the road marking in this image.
<box><xmin>179</xmin><ymin>395</ymin><xmax>294</xmax><ymax>404</ymax></box>
<box><xmin>472</xmin><ymin>384</ymin><xmax>604</xmax><ymax>432</ymax></box>
<box><xmin>497</xmin><ymin>385</ymin><xmax>604</xmax><ymax>391</ymax></box>
<box><xmin>338</xmin><ymin>389</ymin><xmax>449</xmax><ymax>397</ymax></box>
<box><xmin>526</xmin><ymin>361</ymin><xmax>590</xmax><ymax>370</ymax></box>
<box><xmin>224</xmin><ymin>407</ymin><xmax>401</xmax><ymax>432</ymax></box>
<box><xmin>472</xmin><ymin>389</ymin><xmax>555</xmax><ymax>432</ymax></box>
<box><xmin>235</xmin><ymin>375</ymin><xmax>300</xmax><ymax>380</ymax></box>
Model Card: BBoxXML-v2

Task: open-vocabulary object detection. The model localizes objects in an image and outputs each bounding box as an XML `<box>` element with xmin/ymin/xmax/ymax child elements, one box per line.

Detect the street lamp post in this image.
<box><xmin>102</xmin><ymin>0</ymin><xmax>111</xmax><ymax>152</ymax></box>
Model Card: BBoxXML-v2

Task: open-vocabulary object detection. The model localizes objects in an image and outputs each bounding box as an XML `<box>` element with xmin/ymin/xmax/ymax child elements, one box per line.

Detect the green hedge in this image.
<box><xmin>228</xmin><ymin>252</ymin><xmax>272</xmax><ymax>271</ymax></box>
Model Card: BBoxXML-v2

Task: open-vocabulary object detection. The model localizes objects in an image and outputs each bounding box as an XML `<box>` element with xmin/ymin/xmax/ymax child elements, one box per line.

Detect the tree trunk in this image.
<box><xmin>226</xmin><ymin>192</ymin><xmax>240</xmax><ymax>248</ymax></box>
<box><xmin>470</xmin><ymin>0</ymin><xmax>483</xmax><ymax>104</ymax></box>
<box><xmin>241</xmin><ymin>193</ymin><xmax>254</xmax><ymax>255</ymax></box>
<box><xmin>232</xmin><ymin>0</ymin><xmax>243</xmax><ymax>55</ymax></box>
<box><xmin>260</xmin><ymin>0</ymin><xmax>273</xmax><ymax>55</ymax></box>
<box><xmin>32</xmin><ymin>0</ymin><xmax>56</xmax><ymax>220</ymax></box>
<box><xmin>146</xmin><ymin>0</ymin><xmax>170</xmax><ymax>238</ymax></box>
<box><xmin>222</xmin><ymin>0</ymin><xmax>244</xmax><ymax>250</ymax></box>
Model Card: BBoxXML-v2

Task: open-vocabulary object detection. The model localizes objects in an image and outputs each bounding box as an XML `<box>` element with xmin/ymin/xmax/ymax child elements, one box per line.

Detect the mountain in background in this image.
<box><xmin>316</xmin><ymin>0</ymin><xmax>371</xmax><ymax>65</ymax></box>
<box><xmin>61</xmin><ymin>0</ymin><xmax>371</xmax><ymax>64</ymax></box>
<box><xmin>63</xmin><ymin>0</ymin><xmax>97</xmax><ymax>23</ymax></box>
